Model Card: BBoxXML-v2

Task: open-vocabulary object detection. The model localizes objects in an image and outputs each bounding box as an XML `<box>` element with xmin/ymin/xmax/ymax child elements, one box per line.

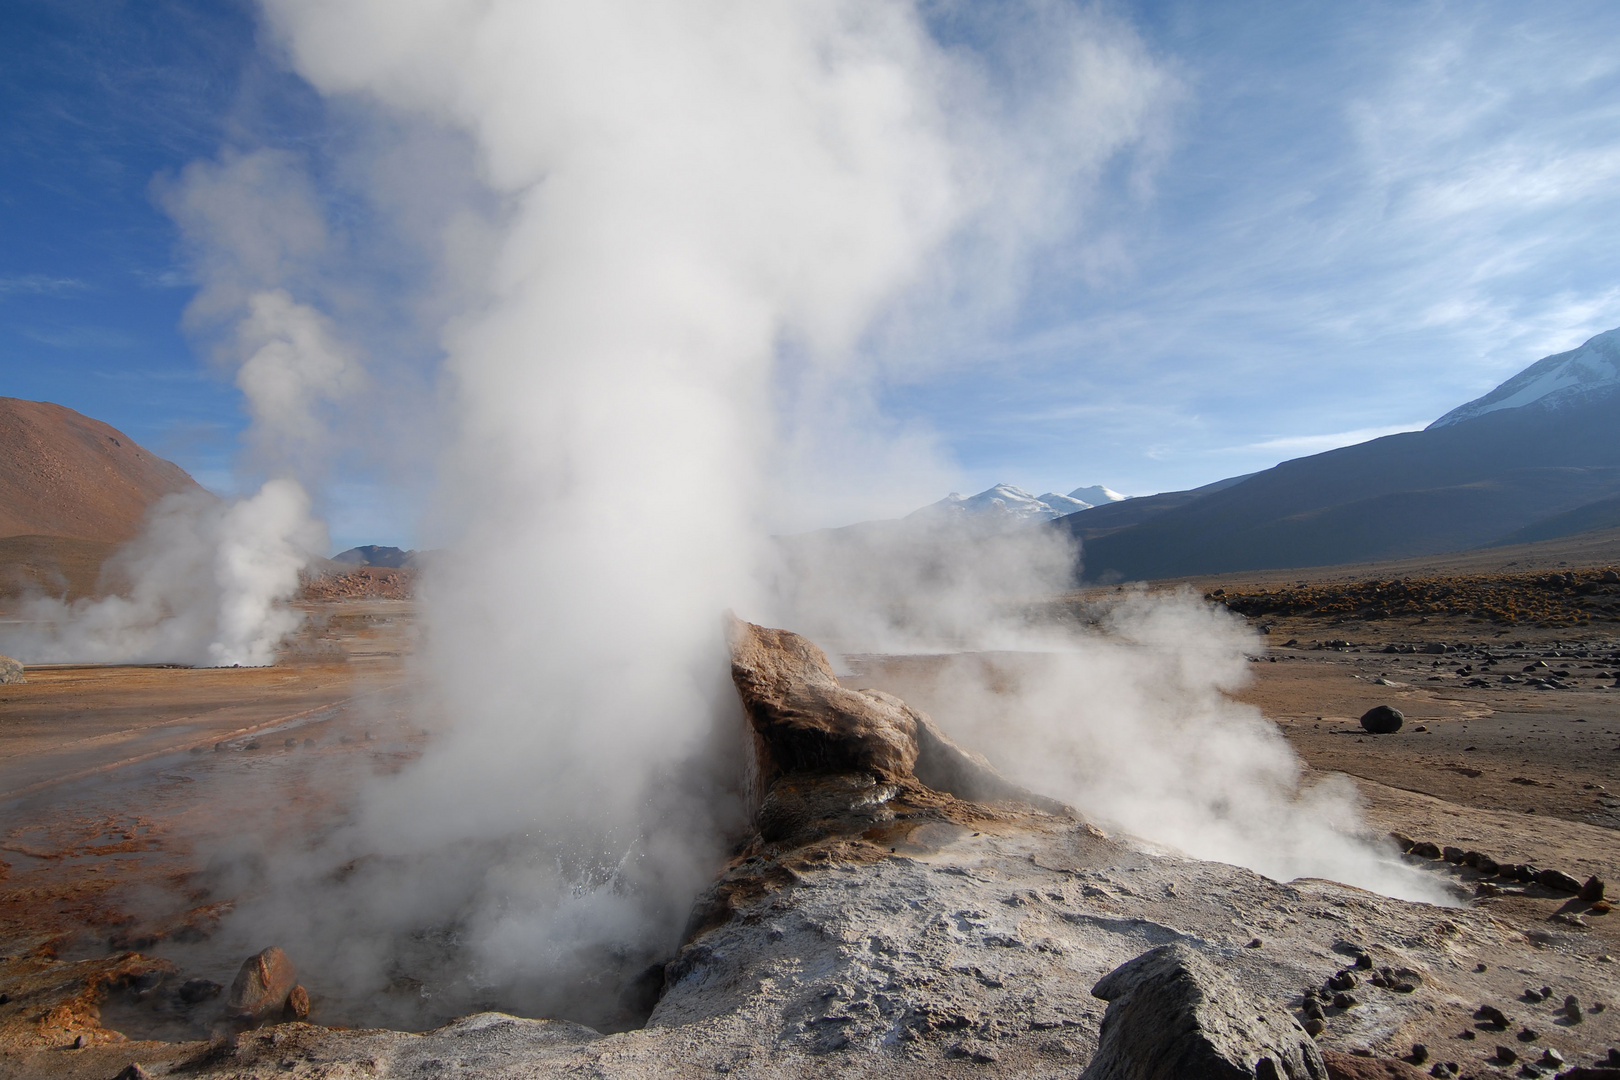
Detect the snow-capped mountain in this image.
<box><xmin>1429</xmin><ymin>326</ymin><xmax>1620</xmax><ymax>429</ymax></box>
<box><xmin>909</xmin><ymin>483</ymin><xmax>1125</xmax><ymax>524</ymax></box>
<box><xmin>1067</xmin><ymin>484</ymin><xmax>1127</xmax><ymax>506</ymax></box>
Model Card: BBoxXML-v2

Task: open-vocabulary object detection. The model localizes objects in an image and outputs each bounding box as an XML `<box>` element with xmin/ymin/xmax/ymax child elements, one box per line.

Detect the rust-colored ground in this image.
<box><xmin>0</xmin><ymin>600</ymin><xmax>419</xmax><ymax>1072</ymax></box>
<box><xmin>8</xmin><ymin>547</ymin><xmax>1620</xmax><ymax>1074</ymax></box>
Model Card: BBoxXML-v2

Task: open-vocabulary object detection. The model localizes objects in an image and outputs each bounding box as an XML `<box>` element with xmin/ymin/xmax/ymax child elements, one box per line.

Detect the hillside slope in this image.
<box><xmin>1062</xmin><ymin>386</ymin><xmax>1620</xmax><ymax>581</ymax></box>
<box><xmin>0</xmin><ymin>398</ymin><xmax>203</xmax><ymax>543</ymax></box>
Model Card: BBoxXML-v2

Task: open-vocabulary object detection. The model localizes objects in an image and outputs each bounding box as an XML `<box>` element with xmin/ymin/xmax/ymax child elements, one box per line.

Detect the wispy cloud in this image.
<box><xmin>1224</xmin><ymin>423</ymin><xmax>1428</xmax><ymax>456</ymax></box>
<box><xmin>0</xmin><ymin>274</ymin><xmax>89</xmax><ymax>297</ymax></box>
<box><xmin>20</xmin><ymin>326</ymin><xmax>135</xmax><ymax>349</ymax></box>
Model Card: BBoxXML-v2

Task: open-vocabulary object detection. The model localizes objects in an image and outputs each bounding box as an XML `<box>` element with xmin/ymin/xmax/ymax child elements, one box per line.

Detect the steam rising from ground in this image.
<box><xmin>0</xmin><ymin>481</ymin><xmax>321</xmax><ymax>667</ymax></box>
<box><xmin>776</xmin><ymin>520</ymin><xmax>1450</xmax><ymax>904</ymax></box>
<box><xmin>16</xmin><ymin>0</ymin><xmax>1452</xmax><ymax>1033</ymax></box>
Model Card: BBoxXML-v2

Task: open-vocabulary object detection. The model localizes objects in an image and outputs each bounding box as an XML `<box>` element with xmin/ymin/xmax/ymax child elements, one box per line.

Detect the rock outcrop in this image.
<box><xmin>727</xmin><ymin>617</ymin><xmax>1072</xmax><ymax>821</ymax></box>
<box><xmin>1080</xmin><ymin>943</ymin><xmax>1326</xmax><ymax>1080</ymax></box>
<box><xmin>0</xmin><ymin>655</ymin><xmax>21</xmax><ymax>684</ymax></box>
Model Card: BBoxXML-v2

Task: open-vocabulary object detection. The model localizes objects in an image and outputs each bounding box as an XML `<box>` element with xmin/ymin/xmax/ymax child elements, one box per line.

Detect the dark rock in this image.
<box><xmin>1353</xmin><ymin>954</ymin><xmax>1373</xmax><ymax>970</ymax></box>
<box><xmin>114</xmin><ymin>1066</ymin><xmax>151</xmax><ymax>1080</ymax></box>
<box><xmin>1411</xmin><ymin>842</ymin><xmax>1442</xmax><ymax>859</ymax></box>
<box><xmin>1442</xmin><ymin>847</ymin><xmax>1466</xmax><ymax>864</ymax></box>
<box><xmin>1081</xmin><ymin>942</ymin><xmax>1327</xmax><ymax>1080</ymax></box>
<box><xmin>1410</xmin><ymin>1046</ymin><xmax>1428</xmax><ymax>1066</ymax></box>
<box><xmin>1475</xmin><ymin>1004</ymin><xmax>1510</xmax><ymax>1028</ymax></box>
<box><xmin>1328</xmin><ymin>971</ymin><xmax>1359</xmax><ymax>991</ymax></box>
<box><xmin>178</xmin><ymin>978</ymin><xmax>223</xmax><ymax>1004</ymax></box>
<box><xmin>1580</xmin><ymin>877</ymin><xmax>1607</xmax><ymax>902</ymax></box>
<box><xmin>1389</xmin><ymin>833</ymin><xmax>1415</xmax><ymax>852</ymax></box>
<box><xmin>1519</xmin><ymin>1027</ymin><xmax>1540</xmax><ymax>1042</ymax></box>
<box><xmin>1537</xmin><ymin>869</ymin><xmax>1582</xmax><ymax>893</ymax></box>
<box><xmin>1428</xmin><ymin>1065</ymin><xmax>1457</xmax><ymax>1079</ymax></box>
<box><xmin>1305</xmin><ymin>1019</ymin><xmax>1326</xmax><ymax>1038</ymax></box>
<box><xmin>226</xmin><ymin>946</ymin><xmax>298</xmax><ymax>1022</ymax></box>
<box><xmin>1476</xmin><ymin>856</ymin><xmax>1499</xmax><ymax>876</ymax></box>
<box><xmin>1332</xmin><ymin>992</ymin><xmax>1358</xmax><ymax>1009</ymax></box>
<box><xmin>1360</xmin><ymin>706</ymin><xmax>1404</xmax><ymax>734</ymax></box>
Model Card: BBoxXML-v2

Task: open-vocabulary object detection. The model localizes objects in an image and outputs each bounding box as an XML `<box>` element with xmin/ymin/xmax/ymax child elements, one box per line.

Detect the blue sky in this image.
<box><xmin>5</xmin><ymin>1</ymin><xmax>1620</xmax><ymax>547</ymax></box>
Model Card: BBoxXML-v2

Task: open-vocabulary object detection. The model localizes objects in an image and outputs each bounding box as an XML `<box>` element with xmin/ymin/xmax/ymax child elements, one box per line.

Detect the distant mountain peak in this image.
<box><xmin>1068</xmin><ymin>484</ymin><xmax>1127</xmax><ymax>505</ymax></box>
<box><xmin>908</xmin><ymin>482</ymin><xmax>1126</xmax><ymax>525</ymax></box>
<box><xmin>1430</xmin><ymin>326</ymin><xmax>1620</xmax><ymax>429</ymax></box>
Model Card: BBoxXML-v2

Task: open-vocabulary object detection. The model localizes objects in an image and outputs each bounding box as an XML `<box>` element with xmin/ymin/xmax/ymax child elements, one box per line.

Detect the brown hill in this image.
<box><xmin>0</xmin><ymin>397</ymin><xmax>203</xmax><ymax>543</ymax></box>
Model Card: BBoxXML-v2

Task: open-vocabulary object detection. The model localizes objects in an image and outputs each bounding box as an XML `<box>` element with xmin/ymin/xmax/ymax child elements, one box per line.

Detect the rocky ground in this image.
<box><xmin>4</xmin><ymin>580</ymin><xmax>1620</xmax><ymax>1078</ymax></box>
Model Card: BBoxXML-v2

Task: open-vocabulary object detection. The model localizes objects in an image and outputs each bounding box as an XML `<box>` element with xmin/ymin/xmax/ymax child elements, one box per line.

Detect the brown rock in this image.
<box><xmin>0</xmin><ymin>655</ymin><xmax>22</xmax><ymax>685</ymax></box>
<box><xmin>1580</xmin><ymin>876</ymin><xmax>1607</xmax><ymax>902</ymax></box>
<box><xmin>727</xmin><ymin>618</ymin><xmax>1069</xmax><ymax>814</ymax></box>
<box><xmin>226</xmin><ymin>946</ymin><xmax>297</xmax><ymax>1022</ymax></box>
<box><xmin>284</xmin><ymin>984</ymin><xmax>310</xmax><ymax>1021</ymax></box>
<box><xmin>1321</xmin><ymin>1050</ymin><xmax>1429</xmax><ymax>1080</ymax></box>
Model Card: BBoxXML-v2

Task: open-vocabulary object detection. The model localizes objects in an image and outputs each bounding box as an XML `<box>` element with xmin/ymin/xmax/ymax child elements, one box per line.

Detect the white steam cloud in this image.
<box><xmin>36</xmin><ymin>0</ymin><xmax>1448</xmax><ymax>1033</ymax></box>
<box><xmin>0</xmin><ymin>480</ymin><xmax>323</xmax><ymax>667</ymax></box>
<box><xmin>780</xmin><ymin>533</ymin><xmax>1449</xmax><ymax>904</ymax></box>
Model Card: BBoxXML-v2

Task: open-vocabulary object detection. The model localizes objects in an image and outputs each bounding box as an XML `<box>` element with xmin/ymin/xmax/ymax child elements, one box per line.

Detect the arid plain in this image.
<box><xmin>6</xmin><ymin>535</ymin><xmax>1620</xmax><ymax>1077</ymax></box>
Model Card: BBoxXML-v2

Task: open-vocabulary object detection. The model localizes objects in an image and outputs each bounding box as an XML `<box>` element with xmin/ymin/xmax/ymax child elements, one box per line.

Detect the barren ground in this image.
<box><xmin>5</xmin><ymin>545</ymin><xmax>1620</xmax><ymax>1077</ymax></box>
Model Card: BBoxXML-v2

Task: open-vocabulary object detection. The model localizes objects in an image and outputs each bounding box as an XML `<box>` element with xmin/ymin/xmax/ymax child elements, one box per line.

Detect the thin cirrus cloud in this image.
<box><xmin>0</xmin><ymin>274</ymin><xmax>88</xmax><ymax>296</ymax></box>
<box><xmin>896</xmin><ymin>2</ymin><xmax>1620</xmax><ymax>506</ymax></box>
<box><xmin>1224</xmin><ymin>423</ymin><xmax>1429</xmax><ymax>457</ymax></box>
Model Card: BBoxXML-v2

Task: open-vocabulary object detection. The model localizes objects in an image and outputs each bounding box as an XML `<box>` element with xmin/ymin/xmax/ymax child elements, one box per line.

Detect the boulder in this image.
<box><xmin>225</xmin><ymin>946</ymin><xmax>298</xmax><ymax>1022</ymax></box>
<box><xmin>727</xmin><ymin>618</ymin><xmax>1069</xmax><ymax>815</ymax></box>
<box><xmin>1359</xmin><ymin>706</ymin><xmax>1404</xmax><ymax>734</ymax></box>
<box><xmin>0</xmin><ymin>654</ymin><xmax>22</xmax><ymax>684</ymax></box>
<box><xmin>1536</xmin><ymin>869</ymin><xmax>1582</xmax><ymax>894</ymax></box>
<box><xmin>1079</xmin><ymin>942</ymin><xmax>1327</xmax><ymax>1080</ymax></box>
<box><xmin>1580</xmin><ymin>876</ymin><xmax>1606</xmax><ymax>902</ymax></box>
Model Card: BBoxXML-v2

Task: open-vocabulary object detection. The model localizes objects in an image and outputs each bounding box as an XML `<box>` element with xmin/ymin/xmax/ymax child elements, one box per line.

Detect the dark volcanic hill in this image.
<box><xmin>1063</xmin><ymin>382</ymin><xmax>1620</xmax><ymax>582</ymax></box>
<box><xmin>0</xmin><ymin>397</ymin><xmax>203</xmax><ymax>543</ymax></box>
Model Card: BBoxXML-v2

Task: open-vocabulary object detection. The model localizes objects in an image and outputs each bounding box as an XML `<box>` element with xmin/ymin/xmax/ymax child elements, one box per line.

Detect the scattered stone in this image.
<box><xmin>1329</xmin><ymin>971</ymin><xmax>1359</xmax><ymax>992</ymax></box>
<box><xmin>1525</xmin><ymin>988</ymin><xmax>1546</xmax><ymax>1003</ymax></box>
<box><xmin>72</xmin><ymin>1034</ymin><xmax>86</xmax><ymax>1049</ymax></box>
<box><xmin>1411</xmin><ymin>842</ymin><xmax>1443</xmax><ymax>859</ymax></box>
<box><xmin>1333</xmin><ymin>992</ymin><xmax>1358</xmax><ymax>1009</ymax></box>
<box><xmin>1443</xmin><ymin>847</ymin><xmax>1466</xmax><ymax>864</ymax></box>
<box><xmin>1360</xmin><ymin>705</ymin><xmax>1405</xmax><ymax>734</ymax></box>
<box><xmin>1475</xmin><ymin>1005</ymin><xmax>1511</xmax><ymax>1029</ymax></box>
<box><xmin>1247</xmin><ymin>938</ymin><xmax>1264</xmax><ymax>949</ymax></box>
<box><xmin>1517</xmin><ymin>1027</ymin><xmax>1539</xmax><ymax>1042</ymax></box>
<box><xmin>1580</xmin><ymin>877</ymin><xmax>1607</xmax><ymax>902</ymax></box>
<box><xmin>1536</xmin><ymin>869</ymin><xmax>1582</xmax><ymax>893</ymax></box>
<box><xmin>1304</xmin><ymin>1000</ymin><xmax>1326</xmax><ymax>1021</ymax></box>
<box><xmin>1565</xmin><ymin>995</ymin><xmax>1584</xmax><ymax>1023</ymax></box>
<box><xmin>0</xmin><ymin>654</ymin><xmax>23</xmax><ymax>684</ymax></box>
<box><xmin>114</xmin><ymin>1066</ymin><xmax>151</xmax><ymax>1080</ymax></box>
<box><xmin>1429</xmin><ymin>1065</ymin><xmax>1458</xmax><ymax>1079</ymax></box>
<box><xmin>1390</xmin><ymin>832</ymin><xmax>1416</xmax><ymax>852</ymax></box>
<box><xmin>1411</xmin><ymin>1045</ymin><xmax>1428</xmax><ymax>1065</ymax></box>
<box><xmin>1478</xmin><ymin>883</ymin><xmax>1502</xmax><ymax>898</ymax></box>
<box><xmin>226</xmin><ymin>946</ymin><xmax>298</xmax><ymax>1022</ymax></box>
<box><xmin>1540</xmin><ymin>1049</ymin><xmax>1565</xmax><ymax>1069</ymax></box>
<box><xmin>1080</xmin><ymin>943</ymin><xmax>1326</xmax><ymax>1080</ymax></box>
<box><xmin>1306</xmin><ymin>1019</ymin><xmax>1327</xmax><ymax>1038</ymax></box>
<box><xmin>285</xmin><ymin>984</ymin><xmax>310</xmax><ymax>1021</ymax></box>
<box><xmin>1353</xmin><ymin>954</ymin><xmax>1373</xmax><ymax>970</ymax></box>
<box><xmin>1495</xmin><ymin>1046</ymin><xmax>1517</xmax><ymax>1065</ymax></box>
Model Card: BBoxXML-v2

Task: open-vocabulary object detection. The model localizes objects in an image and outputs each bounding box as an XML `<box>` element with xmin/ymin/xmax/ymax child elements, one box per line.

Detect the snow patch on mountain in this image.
<box><xmin>1430</xmin><ymin>326</ymin><xmax>1620</xmax><ymax>429</ymax></box>
<box><xmin>1068</xmin><ymin>484</ymin><xmax>1127</xmax><ymax>505</ymax></box>
<box><xmin>909</xmin><ymin>483</ymin><xmax>1125</xmax><ymax>525</ymax></box>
